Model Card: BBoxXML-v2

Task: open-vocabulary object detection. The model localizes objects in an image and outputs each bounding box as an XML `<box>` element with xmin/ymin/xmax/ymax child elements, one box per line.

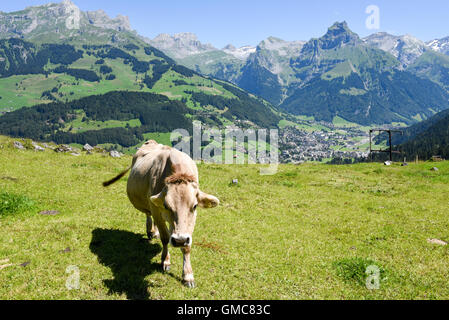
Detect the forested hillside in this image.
<box><xmin>0</xmin><ymin>37</ymin><xmax>279</xmax><ymax>132</ymax></box>
<box><xmin>280</xmin><ymin>68</ymin><xmax>449</xmax><ymax>125</ymax></box>
<box><xmin>0</xmin><ymin>89</ymin><xmax>279</xmax><ymax>148</ymax></box>
<box><xmin>396</xmin><ymin>109</ymin><xmax>449</xmax><ymax>160</ymax></box>
<box><xmin>0</xmin><ymin>91</ymin><xmax>191</xmax><ymax>147</ymax></box>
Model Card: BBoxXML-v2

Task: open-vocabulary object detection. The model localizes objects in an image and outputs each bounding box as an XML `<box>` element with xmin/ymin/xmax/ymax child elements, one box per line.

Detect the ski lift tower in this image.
<box><xmin>369</xmin><ymin>129</ymin><xmax>403</xmax><ymax>162</ymax></box>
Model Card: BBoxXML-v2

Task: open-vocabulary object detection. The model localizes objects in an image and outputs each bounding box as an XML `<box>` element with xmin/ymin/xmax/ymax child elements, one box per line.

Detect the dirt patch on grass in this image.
<box><xmin>160</xmin><ymin>92</ymin><xmax>182</xmax><ymax>99</ymax></box>
<box><xmin>1</xmin><ymin>176</ymin><xmax>18</xmax><ymax>182</ymax></box>
<box><xmin>196</xmin><ymin>240</ymin><xmax>228</xmax><ymax>254</ymax></box>
<box><xmin>198</xmin><ymin>86</ymin><xmax>222</xmax><ymax>95</ymax></box>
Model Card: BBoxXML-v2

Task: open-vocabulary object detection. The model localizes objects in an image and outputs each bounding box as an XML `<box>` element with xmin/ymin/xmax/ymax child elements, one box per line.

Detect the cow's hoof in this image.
<box><xmin>148</xmin><ymin>232</ymin><xmax>160</xmax><ymax>241</ymax></box>
<box><xmin>162</xmin><ymin>263</ymin><xmax>171</xmax><ymax>272</ymax></box>
<box><xmin>184</xmin><ymin>280</ymin><xmax>195</xmax><ymax>288</ymax></box>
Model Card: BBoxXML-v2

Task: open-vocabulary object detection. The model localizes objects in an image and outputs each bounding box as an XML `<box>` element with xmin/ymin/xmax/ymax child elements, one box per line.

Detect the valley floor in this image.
<box><xmin>0</xmin><ymin>135</ymin><xmax>448</xmax><ymax>300</ymax></box>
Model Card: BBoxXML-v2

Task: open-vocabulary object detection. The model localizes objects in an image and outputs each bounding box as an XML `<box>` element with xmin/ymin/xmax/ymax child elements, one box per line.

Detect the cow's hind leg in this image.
<box><xmin>145</xmin><ymin>213</ymin><xmax>159</xmax><ymax>240</ymax></box>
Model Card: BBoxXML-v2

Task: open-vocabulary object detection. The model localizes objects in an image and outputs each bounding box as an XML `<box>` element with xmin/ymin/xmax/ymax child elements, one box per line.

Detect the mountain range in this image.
<box><xmin>150</xmin><ymin>22</ymin><xmax>449</xmax><ymax>125</ymax></box>
<box><xmin>0</xmin><ymin>0</ymin><xmax>134</xmax><ymax>44</ymax></box>
<box><xmin>1</xmin><ymin>0</ymin><xmax>449</xmax><ymax>157</ymax></box>
<box><xmin>149</xmin><ymin>22</ymin><xmax>449</xmax><ymax>81</ymax></box>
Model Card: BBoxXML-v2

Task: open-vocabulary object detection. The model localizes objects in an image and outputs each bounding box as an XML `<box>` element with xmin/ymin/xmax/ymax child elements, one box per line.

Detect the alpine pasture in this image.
<box><xmin>1</xmin><ymin>135</ymin><xmax>448</xmax><ymax>300</ymax></box>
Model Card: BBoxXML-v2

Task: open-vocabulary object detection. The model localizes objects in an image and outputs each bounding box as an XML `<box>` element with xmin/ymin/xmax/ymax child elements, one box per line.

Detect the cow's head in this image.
<box><xmin>150</xmin><ymin>173</ymin><xmax>219</xmax><ymax>248</ymax></box>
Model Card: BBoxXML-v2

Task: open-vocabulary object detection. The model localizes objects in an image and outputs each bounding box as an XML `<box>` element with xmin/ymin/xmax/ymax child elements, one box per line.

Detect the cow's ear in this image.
<box><xmin>150</xmin><ymin>189</ymin><xmax>166</xmax><ymax>209</ymax></box>
<box><xmin>198</xmin><ymin>191</ymin><xmax>219</xmax><ymax>209</ymax></box>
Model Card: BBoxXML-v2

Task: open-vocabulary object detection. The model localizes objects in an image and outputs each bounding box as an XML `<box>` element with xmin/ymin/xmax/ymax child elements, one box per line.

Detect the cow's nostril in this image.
<box><xmin>171</xmin><ymin>235</ymin><xmax>191</xmax><ymax>247</ymax></box>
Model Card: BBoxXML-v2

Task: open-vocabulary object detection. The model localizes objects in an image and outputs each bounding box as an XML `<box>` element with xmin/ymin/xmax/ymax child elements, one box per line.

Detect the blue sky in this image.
<box><xmin>2</xmin><ymin>0</ymin><xmax>449</xmax><ymax>48</ymax></box>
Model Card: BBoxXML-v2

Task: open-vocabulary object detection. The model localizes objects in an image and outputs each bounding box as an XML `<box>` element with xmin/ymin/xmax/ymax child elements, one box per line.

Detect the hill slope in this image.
<box><xmin>407</xmin><ymin>51</ymin><xmax>449</xmax><ymax>91</ymax></box>
<box><xmin>0</xmin><ymin>1</ymin><xmax>279</xmax><ymax>134</ymax></box>
<box><xmin>396</xmin><ymin>109</ymin><xmax>449</xmax><ymax>160</ymax></box>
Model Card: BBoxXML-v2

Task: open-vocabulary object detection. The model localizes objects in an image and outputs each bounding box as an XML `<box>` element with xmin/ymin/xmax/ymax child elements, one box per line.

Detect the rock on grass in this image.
<box><xmin>427</xmin><ymin>238</ymin><xmax>447</xmax><ymax>246</ymax></box>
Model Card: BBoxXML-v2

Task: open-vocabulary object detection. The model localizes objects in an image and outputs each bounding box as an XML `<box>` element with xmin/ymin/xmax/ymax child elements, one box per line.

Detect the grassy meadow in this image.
<box><xmin>1</xmin><ymin>135</ymin><xmax>449</xmax><ymax>300</ymax></box>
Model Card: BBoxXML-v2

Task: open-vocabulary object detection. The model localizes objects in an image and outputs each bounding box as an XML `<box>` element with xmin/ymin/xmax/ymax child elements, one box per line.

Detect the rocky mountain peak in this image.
<box><xmin>328</xmin><ymin>21</ymin><xmax>351</xmax><ymax>33</ymax></box>
<box><xmin>0</xmin><ymin>0</ymin><xmax>133</xmax><ymax>41</ymax></box>
<box><xmin>85</xmin><ymin>8</ymin><xmax>131</xmax><ymax>32</ymax></box>
<box><xmin>302</xmin><ymin>21</ymin><xmax>360</xmax><ymax>53</ymax></box>
<box><xmin>321</xmin><ymin>21</ymin><xmax>360</xmax><ymax>48</ymax></box>
<box><xmin>153</xmin><ymin>32</ymin><xmax>202</xmax><ymax>43</ymax></box>
<box><xmin>223</xmin><ymin>44</ymin><xmax>236</xmax><ymax>51</ymax></box>
<box><xmin>150</xmin><ymin>32</ymin><xmax>216</xmax><ymax>59</ymax></box>
<box><xmin>427</xmin><ymin>37</ymin><xmax>449</xmax><ymax>55</ymax></box>
<box><xmin>258</xmin><ymin>37</ymin><xmax>305</xmax><ymax>55</ymax></box>
<box><xmin>60</xmin><ymin>0</ymin><xmax>76</xmax><ymax>8</ymax></box>
<box><xmin>174</xmin><ymin>32</ymin><xmax>200</xmax><ymax>41</ymax></box>
<box><xmin>364</xmin><ymin>32</ymin><xmax>428</xmax><ymax>65</ymax></box>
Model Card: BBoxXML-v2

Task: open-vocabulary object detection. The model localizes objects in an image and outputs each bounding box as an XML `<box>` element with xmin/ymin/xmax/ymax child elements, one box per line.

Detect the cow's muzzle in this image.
<box><xmin>170</xmin><ymin>234</ymin><xmax>192</xmax><ymax>247</ymax></box>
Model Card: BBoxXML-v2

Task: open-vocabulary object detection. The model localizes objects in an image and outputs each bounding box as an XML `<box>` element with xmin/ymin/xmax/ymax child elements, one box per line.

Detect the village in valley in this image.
<box><xmin>278</xmin><ymin>121</ymin><xmax>372</xmax><ymax>163</ymax></box>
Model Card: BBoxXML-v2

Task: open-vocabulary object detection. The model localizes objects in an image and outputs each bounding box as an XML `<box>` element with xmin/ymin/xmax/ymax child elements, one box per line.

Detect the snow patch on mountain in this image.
<box><xmin>427</xmin><ymin>37</ymin><xmax>449</xmax><ymax>55</ymax></box>
<box><xmin>222</xmin><ymin>44</ymin><xmax>256</xmax><ymax>60</ymax></box>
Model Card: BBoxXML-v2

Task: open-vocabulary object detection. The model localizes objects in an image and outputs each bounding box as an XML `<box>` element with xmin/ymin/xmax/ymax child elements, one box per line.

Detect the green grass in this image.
<box><xmin>339</xmin><ymin>88</ymin><xmax>367</xmax><ymax>96</ymax></box>
<box><xmin>278</xmin><ymin>119</ymin><xmax>329</xmax><ymax>132</ymax></box>
<box><xmin>278</xmin><ymin>119</ymin><xmax>299</xmax><ymax>129</ymax></box>
<box><xmin>151</xmin><ymin>71</ymin><xmax>236</xmax><ymax>104</ymax></box>
<box><xmin>1</xmin><ymin>134</ymin><xmax>449</xmax><ymax>300</ymax></box>
<box><xmin>333</xmin><ymin>116</ymin><xmax>360</xmax><ymax>128</ymax></box>
<box><xmin>115</xmin><ymin>132</ymin><xmax>172</xmax><ymax>155</ymax></box>
<box><xmin>64</xmin><ymin>111</ymin><xmax>142</xmax><ymax>133</ymax></box>
<box><xmin>0</xmin><ymin>75</ymin><xmax>56</xmax><ymax>110</ymax></box>
<box><xmin>322</xmin><ymin>61</ymin><xmax>354</xmax><ymax>81</ymax></box>
<box><xmin>333</xmin><ymin>257</ymin><xmax>387</xmax><ymax>287</ymax></box>
<box><xmin>142</xmin><ymin>133</ymin><xmax>172</xmax><ymax>147</ymax></box>
<box><xmin>0</xmin><ymin>191</ymin><xmax>35</xmax><ymax>218</ymax></box>
<box><xmin>0</xmin><ymin>62</ymin><xmax>149</xmax><ymax>112</ymax></box>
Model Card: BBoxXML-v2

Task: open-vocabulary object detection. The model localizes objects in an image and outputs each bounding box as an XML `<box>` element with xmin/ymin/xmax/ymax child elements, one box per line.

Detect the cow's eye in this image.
<box><xmin>193</xmin><ymin>204</ymin><xmax>198</xmax><ymax>211</ymax></box>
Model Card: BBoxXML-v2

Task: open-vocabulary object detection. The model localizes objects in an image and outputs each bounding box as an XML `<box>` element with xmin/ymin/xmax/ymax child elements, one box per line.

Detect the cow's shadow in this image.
<box><xmin>89</xmin><ymin>228</ymin><xmax>162</xmax><ymax>300</ymax></box>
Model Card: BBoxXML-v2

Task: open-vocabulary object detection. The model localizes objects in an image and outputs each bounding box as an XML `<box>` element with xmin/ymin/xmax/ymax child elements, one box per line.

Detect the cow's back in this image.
<box><xmin>126</xmin><ymin>141</ymin><xmax>198</xmax><ymax>213</ymax></box>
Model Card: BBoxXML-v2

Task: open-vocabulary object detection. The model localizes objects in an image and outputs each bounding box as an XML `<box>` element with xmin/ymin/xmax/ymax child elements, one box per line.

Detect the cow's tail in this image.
<box><xmin>103</xmin><ymin>166</ymin><xmax>131</xmax><ymax>187</ymax></box>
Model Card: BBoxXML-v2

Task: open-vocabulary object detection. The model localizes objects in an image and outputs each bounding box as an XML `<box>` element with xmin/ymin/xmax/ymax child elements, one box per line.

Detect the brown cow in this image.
<box><xmin>103</xmin><ymin>140</ymin><xmax>219</xmax><ymax>288</ymax></box>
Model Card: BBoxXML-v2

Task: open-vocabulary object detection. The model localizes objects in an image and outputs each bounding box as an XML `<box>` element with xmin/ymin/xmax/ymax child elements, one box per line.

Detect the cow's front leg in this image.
<box><xmin>161</xmin><ymin>243</ymin><xmax>171</xmax><ymax>272</ymax></box>
<box><xmin>145</xmin><ymin>214</ymin><xmax>159</xmax><ymax>240</ymax></box>
<box><xmin>158</xmin><ymin>223</ymin><xmax>171</xmax><ymax>272</ymax></box>
<box><xmin>181</xmin><ymin>247</ymin><xmax>195</xmax><ymax>288</ymax></box>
